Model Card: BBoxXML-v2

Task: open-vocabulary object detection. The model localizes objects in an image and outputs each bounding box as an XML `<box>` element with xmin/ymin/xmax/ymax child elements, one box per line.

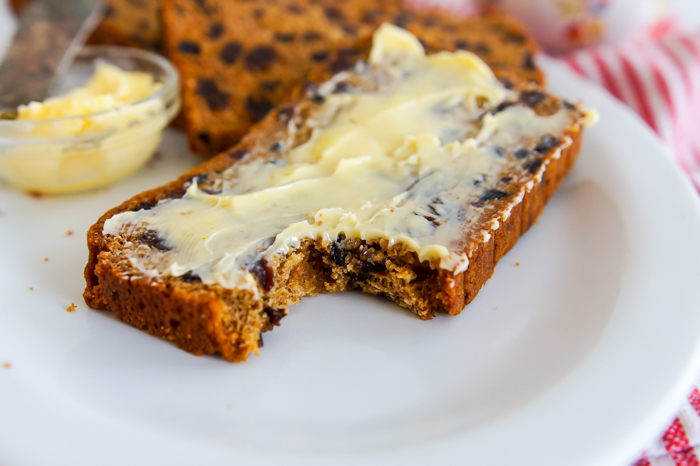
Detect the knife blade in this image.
<box><xmin>0</xmin><ymin>0</ymin><xmax>103</xmax><ymax>112</ymax></box>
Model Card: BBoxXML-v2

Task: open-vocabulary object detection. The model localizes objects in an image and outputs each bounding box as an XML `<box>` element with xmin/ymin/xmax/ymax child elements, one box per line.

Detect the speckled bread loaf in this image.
<box><xmin>10</xmin><ymin>0</ymin><xmax>162</xmax><ymax>51</ymax></box>
<box><xmin>84</xmin><ymin>29</ymin><xmax>587</xmax><ymax>362</ymax></box>
<box><xmin>162</xmin><ymin>0</ymin><xmax>542</xmax><ymax>155</ymax></box>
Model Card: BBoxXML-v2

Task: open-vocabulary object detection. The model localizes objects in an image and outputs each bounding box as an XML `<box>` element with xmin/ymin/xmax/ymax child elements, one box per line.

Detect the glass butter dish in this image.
<box><xmin>0</xmin><ymin>46</ymin><xmax>180</xmax><ymax>194</ymax></box>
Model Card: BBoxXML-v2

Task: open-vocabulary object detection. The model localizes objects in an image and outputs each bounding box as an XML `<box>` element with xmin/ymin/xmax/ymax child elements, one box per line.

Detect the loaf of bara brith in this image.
<box><xmin>10</xmin><ymin>0</ymin><xmax>540</xmax><ymax>84</ymax></box>
<box><xmin>84</xmin><ymin>25</ymin><xmax>593</xmax><ymax>362</ymax></box>
<box><xmin>162</xmin><ymin>0</ymin><xmax>542</xmax><ymax>155</ymax></box>
<box><xmin>10</xmin><ymin>0</ymin><xmax>162</xmax><ymax>51</ymax></box>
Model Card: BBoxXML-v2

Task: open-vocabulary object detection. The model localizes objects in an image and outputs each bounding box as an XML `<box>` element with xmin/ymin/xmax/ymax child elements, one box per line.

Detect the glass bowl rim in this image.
<box><xmin>0</xmin><ymin>45</ymin><xmax>179</xmax><ymax>127</ymax></box>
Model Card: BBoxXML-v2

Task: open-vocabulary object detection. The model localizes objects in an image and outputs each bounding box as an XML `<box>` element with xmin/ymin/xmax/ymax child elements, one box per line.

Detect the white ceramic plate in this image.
<box><xmin>2</xmin><ymin>59</ymin><xmax>700</xmax><ymax>466</ymax></box>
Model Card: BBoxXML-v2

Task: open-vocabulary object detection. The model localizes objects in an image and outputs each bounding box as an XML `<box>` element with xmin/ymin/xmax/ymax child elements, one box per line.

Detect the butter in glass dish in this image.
<box><xmin>0</xmin><ymin>45</ymin><xmax>180</xmax><ymax>194</ymax></box>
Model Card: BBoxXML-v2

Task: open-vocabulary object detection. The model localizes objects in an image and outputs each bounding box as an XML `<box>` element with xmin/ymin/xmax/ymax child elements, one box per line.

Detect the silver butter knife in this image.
<box><xmin>0</xmin><ymin>0</ymin><xmax>103</xmax><ymax>113</ymax></box>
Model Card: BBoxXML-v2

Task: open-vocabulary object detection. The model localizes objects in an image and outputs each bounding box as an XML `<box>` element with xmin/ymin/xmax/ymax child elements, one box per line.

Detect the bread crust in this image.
<box><xmin>445</xmin><ymin>126</ymin><xmax>582</xmax><ymax>312</ymax></box>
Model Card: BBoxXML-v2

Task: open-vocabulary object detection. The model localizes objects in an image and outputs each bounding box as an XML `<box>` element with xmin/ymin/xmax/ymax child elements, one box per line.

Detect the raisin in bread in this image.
<box><xmin>162</xmin><ymin>0</ymin><xmax>542</xmax><ymax>155</ymax></box>
<box><xmin>84</xmin><ymin>25</ymin><xmax>591</xmax><ymax>362</ymax></box>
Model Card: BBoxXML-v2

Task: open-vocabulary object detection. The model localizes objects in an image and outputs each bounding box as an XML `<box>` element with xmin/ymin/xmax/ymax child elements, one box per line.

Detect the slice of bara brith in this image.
<box><xmin>84</xmin><ymin>24</ymin><xmax>595</xmax><ymax>362</ymax></box>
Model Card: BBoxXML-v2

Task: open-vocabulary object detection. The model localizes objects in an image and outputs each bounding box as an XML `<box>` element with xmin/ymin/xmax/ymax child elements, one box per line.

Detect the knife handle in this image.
<box><xmin>0</xmin><ymin>0</ymin><xmax>103</xmax><ymax>110</ymax></box>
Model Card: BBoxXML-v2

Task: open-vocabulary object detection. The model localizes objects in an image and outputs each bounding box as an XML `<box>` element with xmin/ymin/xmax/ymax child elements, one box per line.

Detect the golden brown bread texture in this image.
<box><xmin>162</xmin><ymin>0</ymin><xmax>402</xmax><ymax>156</ymax></box>
<box><xmin>162</xmin><ymin>0</ymin><xmax>543</xmax><ymax>155</ymax></box>
<box><xmin>84</xmin><ymin>40</ymin><xmax>585</xmax><ymax>362</ymax></box>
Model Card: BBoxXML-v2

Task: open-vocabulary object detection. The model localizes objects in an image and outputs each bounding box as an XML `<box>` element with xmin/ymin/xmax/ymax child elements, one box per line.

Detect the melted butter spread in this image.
<box><xmin>104</xmin><ymin>24</ymin><xmax>584</xmax><ymax>291</ymax></box>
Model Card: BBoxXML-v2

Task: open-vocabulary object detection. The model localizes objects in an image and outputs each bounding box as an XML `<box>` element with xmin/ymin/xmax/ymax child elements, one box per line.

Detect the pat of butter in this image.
<box><xmin>17</xmin><ymin>62</ymin><xmax>158</xmax><ymax>122</ymax></box>
<box><xmin>0</xmin><ymin>63</ymin><xmax>166</xmax><ymax>194</ymax></box>
<box><xmin>105</xmin><ymin>24</ymin><xmax>584</xmax><ymax>291</ymax></box>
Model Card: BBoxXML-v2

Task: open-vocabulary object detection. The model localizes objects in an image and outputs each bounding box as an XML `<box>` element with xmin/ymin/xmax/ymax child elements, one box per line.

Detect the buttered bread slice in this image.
<box><xmin>84</xmin><ymin>24</ymin><xmax>594</xmax><ymax>362</ymax></box>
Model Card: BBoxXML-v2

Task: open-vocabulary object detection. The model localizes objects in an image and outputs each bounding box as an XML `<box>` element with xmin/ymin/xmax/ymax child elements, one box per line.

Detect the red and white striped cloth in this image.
<box><xmin>632</xmin><ymin>387</ymin><xmax>700</xmax><ymax>466</ymax></box>
<box><xmin>560</xmin><ymin>23</ymin><xmax>700</xmax><ymax>466</ymax></box>
<box><xmin>563</xmin><ymin>27</ymin><xmax>700</xmax><ymax>192</ymax></box>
